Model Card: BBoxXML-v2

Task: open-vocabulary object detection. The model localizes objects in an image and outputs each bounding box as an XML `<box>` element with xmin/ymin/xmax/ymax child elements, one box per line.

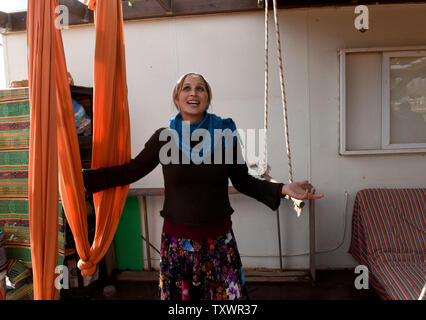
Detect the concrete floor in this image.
<box><xmin>61</xmin><ymin>269</ymin><xmax>381</xmax><ymax>300</ymax></box>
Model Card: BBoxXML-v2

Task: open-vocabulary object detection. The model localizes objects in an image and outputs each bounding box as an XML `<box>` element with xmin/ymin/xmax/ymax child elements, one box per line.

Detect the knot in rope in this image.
<box><xmin>78</xmin><ymin>259</ymin><xmax>96</xmax><ymax>277</ymax></box>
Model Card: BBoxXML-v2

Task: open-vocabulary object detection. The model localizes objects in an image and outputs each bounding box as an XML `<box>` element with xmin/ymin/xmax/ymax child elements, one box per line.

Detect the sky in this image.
<box><xmin>0</xmin><ymin>0</ymin><xmax>27</xmax><ymax>13</ymax></box>
<box><xmin>0</xmin><ymin>0</ymin><xmax>87</xmax><ymax>13</ymax></box>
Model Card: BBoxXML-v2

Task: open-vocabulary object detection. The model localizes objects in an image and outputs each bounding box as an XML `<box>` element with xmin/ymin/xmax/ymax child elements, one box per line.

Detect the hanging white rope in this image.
<box><xmin>254</xmin><ymin>0</ymin><xmax>304</xmax><ymax>216</ymax></box>
<box><xmin>271</xmin><ymin>0</ymin><xmax>304</xmax><ymax>216</ymax></box>
<box><xmin>258</xmin><ymin>0</ymin><xmax>270</xmax><ymax>178</ymax></box>
<box><xmin>271</xmin><ymin>0</ymin><xmax>292</xmax><ymax>182</ymax></box>
<box><xmin>251</xmin><ymin>0</ymin><xmax>270</xmax><ymax>177</ymax></box>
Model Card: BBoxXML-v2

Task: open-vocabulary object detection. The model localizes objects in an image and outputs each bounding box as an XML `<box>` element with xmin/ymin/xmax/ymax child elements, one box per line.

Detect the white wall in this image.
<box><xmin>0</xmin><ymin>36</ymin><xmax>6</xmax><ymax>89</ymax></box>
<box><xmin>2</xmin><ymin>4</ymin><xmax>425</xmax><ymax>270</ymax></box>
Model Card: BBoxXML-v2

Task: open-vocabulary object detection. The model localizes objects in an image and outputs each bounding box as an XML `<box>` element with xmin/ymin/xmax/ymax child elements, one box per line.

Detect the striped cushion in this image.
<box><xmin>0</xmin><ymin>89</ymin><xmax>65</xmax><ymax>269</ymax></box>
<box><xmin>370</xmin><ymin>253</ymin><xmax>425</xmax><ymax>300</ymax></box>
<box><xmin>5</xmin><ymin>259</ymin><xmax>33</xmax><ymax>300</ymax></box>
<box><xmin>349</xmin><ymin>188</ymin><xmax>426</xmax><ymax>300</ymax></box>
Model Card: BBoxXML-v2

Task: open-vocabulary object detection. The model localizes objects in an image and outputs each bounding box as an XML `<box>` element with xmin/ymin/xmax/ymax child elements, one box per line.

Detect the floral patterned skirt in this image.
<box><xmin>159</xmin><ymin>229</ymin><xmax>248</xmax><ymax>300</ymax></box>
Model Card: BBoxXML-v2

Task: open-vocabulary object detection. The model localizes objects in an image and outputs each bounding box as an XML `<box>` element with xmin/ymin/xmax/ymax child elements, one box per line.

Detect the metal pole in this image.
<box><xmin>276</xmin><ymin>207</ymin><xmax>283</xmax><ymax>271</ymax></box>
<box><xmin>139</xmin><ymin>195</ymin><xmax>152</xmax><ymax>270</ymax></box>
<box><xmin>309</xmin><ymin>199</ymin><xmax>316</xmax><ymax>282</ymax></box>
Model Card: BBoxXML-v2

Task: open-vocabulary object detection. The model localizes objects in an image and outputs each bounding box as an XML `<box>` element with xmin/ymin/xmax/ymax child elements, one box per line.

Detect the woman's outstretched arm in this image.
<box><xmin>83</xmin><ymin>127</ymin><xmax>165</xmax><ymax>195</ymax></box>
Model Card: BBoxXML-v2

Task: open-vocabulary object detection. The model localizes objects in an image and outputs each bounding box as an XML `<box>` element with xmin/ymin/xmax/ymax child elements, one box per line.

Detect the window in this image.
<box><xmin>340</xmin><ymin>46</ymin><xmax>426</xmax><ymax>155</ymax></box>
<box><xmin>382</xmin><ymin>51</ymin><xmax>426</xmax><ymax>149</ymax></box>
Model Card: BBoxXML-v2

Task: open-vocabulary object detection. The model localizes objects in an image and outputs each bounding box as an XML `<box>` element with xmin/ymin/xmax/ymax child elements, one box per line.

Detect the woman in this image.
<box><xmin>83</xmin><ymin>73</ymin><xmax>323</xmax><ymax>300</ymax></box>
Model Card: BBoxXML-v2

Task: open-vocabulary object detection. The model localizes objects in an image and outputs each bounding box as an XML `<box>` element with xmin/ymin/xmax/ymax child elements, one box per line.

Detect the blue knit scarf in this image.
<box><xmin>168</xmin><ymin>112</ymin><xmax>237</xmax><ymax>162</ymax></box>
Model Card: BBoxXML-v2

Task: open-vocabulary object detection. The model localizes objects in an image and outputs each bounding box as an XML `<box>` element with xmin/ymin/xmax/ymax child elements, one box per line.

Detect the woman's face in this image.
<box><xmin>174</xmin><ymin>74</ymin><xmax>209</xmax><ymax>122</ymax></box>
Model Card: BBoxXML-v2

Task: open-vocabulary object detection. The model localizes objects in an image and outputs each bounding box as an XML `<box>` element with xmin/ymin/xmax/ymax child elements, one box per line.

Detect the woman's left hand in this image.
<box><xmin>282</xmin><ymin>180</ymin><xmax>324</xmax><ymax>200</ymax></box>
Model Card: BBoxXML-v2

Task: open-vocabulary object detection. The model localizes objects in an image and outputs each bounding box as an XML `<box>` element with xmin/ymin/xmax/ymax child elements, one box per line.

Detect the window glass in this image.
<box><xmin>389</xmin><ymin>56</ymin><xmax>426</xmax><ymax>144</ymax></box>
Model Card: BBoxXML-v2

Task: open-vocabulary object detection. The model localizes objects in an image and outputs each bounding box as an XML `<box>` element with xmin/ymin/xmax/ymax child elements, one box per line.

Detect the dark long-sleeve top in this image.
<box><xmin>83</xmin><ymin>127</ymin><xmax>284</xmax><ymax>228</ymax></box>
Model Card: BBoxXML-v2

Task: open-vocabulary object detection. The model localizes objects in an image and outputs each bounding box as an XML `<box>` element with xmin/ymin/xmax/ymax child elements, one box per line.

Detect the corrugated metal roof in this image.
<box><xmin>1</xmin><ymin>0</ymin><xmax>426</xmax><ymax>33</ymax></box>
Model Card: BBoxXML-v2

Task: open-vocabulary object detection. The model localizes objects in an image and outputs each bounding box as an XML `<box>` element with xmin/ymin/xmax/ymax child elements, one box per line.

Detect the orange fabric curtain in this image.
<box><xmin>27</xmin><ymin>0</ymin><xmax>59</xmax><ymax>300</ymax></box>
<box><xmin>55</xmin><ymin>10</ymin><xmax>91</xmax><ymax>276</ymax></box>
<box><xmin>74</xmin><ymin>0</ymin><xmax>131</xmax><ymax>276</ymax></box>
<box><xmin>28</xmin><ymin>0</ymin><xmax>130</xmax><ymax>299</ymax></box>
